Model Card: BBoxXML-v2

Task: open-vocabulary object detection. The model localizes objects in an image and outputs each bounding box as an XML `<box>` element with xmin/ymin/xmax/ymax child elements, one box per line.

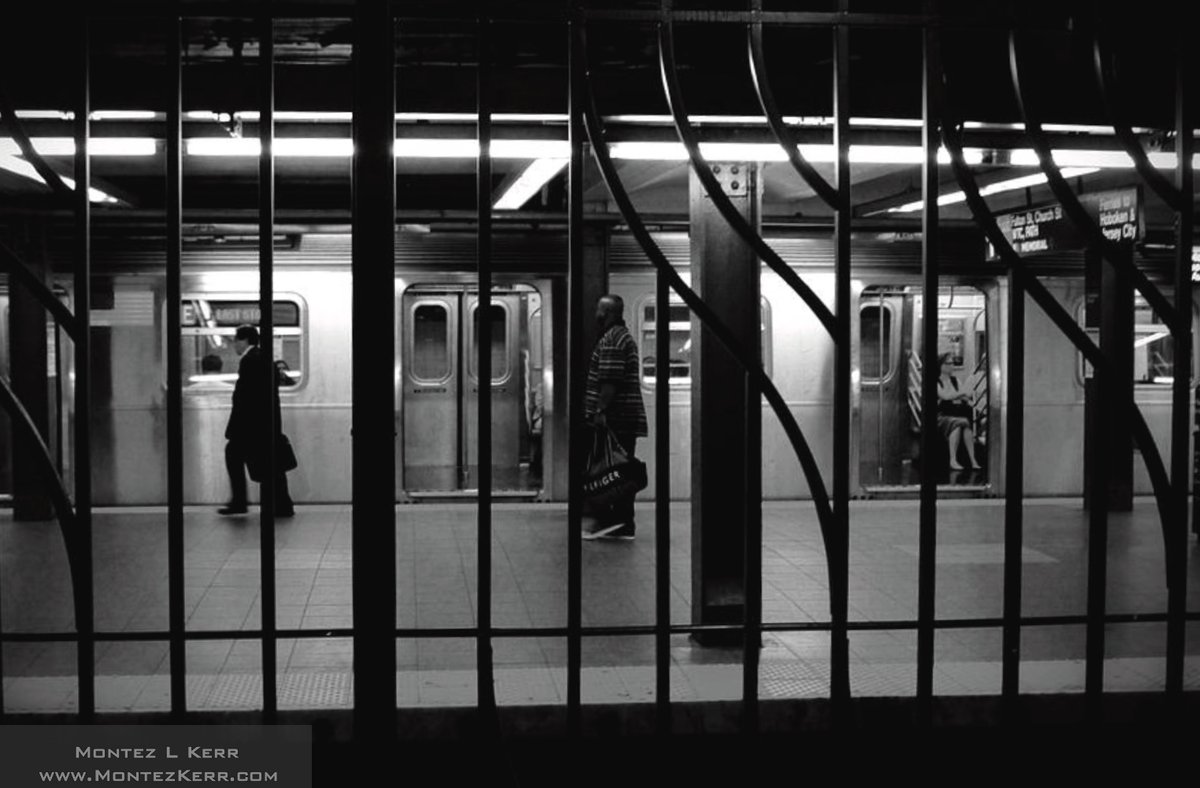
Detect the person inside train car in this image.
<box><xmin>582</xmin><ymin>294</ymin><xmax>648</xmax><ymax>541</ymax></box>
<box><xmin>936</xmin><ymin>351</ymin><xmax>982</xmax><ymax>471</ymax></box>
<box><xmin>219</xmin><ymin>324</ymin><xmax>295</xmax><ymax>518</ymax></box>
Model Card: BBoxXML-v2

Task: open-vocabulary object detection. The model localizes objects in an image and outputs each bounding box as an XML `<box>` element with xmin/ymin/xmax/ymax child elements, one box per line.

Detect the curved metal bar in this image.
<box><xmin>0</xmin><ymin>83</ymin><xmax>74</xmax><ymax>201</ymax></box>
<box><xmin>581</xmin><ymin>54</ymin><xmax>837</xmax><ymax>570</ymax></box>
<box><xmin>1008</xmin><ymin>31</ymin><xmax>1180</xmax><ymax>333</ymax></box>
<box><xmin>940</xmin><ymin>116</ymin><xmax>1174</xmax><ymax>556</ymax></box>
<box><xmin>746</xmin><ymin>11</ymin><xmax>838</xmax><ymax>209</ymax></box>
<box><xmin>0</xmin><ymin>376</ymin><xmax>86</xmax><ymax>623</ymax></box>
<box><xmin>0</xmin><ymin>238</ymin><xmax>79</xmax><ymax>340</ymax></box>
<box><xmin>658</xmin><ymin>22</ymin><xmax>838</xmax><ymax>339</ymax></box>
<box><xmin>1092</xmin><ymin>35</ymin><xmax>1184</xmax><ymax>213</ymax></box>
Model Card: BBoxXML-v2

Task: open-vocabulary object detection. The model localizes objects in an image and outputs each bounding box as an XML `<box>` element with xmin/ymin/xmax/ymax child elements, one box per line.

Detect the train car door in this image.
<box><xmin>859</xmin><ymin>284</ymin><xmax>990</xmax><ymax>492</ymax></box>
<box><xmin>400</xmin><ymin>285</ymin><xmax>538</xmax><ymax>496</ymax></box>
<box><xmin>859</xmin><ymin>289</ymin><xmax>910</xmax><ymax>486</ymax></box>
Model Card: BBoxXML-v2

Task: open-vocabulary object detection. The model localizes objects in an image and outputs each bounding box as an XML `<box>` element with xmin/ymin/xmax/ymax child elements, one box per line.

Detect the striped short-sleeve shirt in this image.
<box><xmin>585</xmin><ymin>322</ymin><xmax>648</xmax><ymax>438</ymax></box>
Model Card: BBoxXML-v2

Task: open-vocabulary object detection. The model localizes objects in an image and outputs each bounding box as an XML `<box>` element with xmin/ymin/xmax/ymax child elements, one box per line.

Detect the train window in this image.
<box><xmin>1076</xmin><ymin>294</ymin><xmax>1195</xmax><ymax>385</ymax></box>
<box><xmin>176</xmin><ymin>296</ymin><xmax>305</xmax><ymax>392</ymax></box>
<box><xmin>860</xmin><ymin>303</ymin><xmax>893</xmax><ymax>382</ymax></box>
<box><xmin>639</xmin><ymin>296</ymin><xmax>771</xmax><ymax>388</ymax></box>
<box><xmin>412</xmin><ymin>303</ymin><xmax>451</xmax><ymax>382</ymax></box>
<box><xmin>469</xmin><ymin>303</ymin><xmax>509</xmax><ymax>383</ymax></box>
<box><xmin>1132</xmin><ymin>297</ymin><xmax>1182</xmax><ymax>385</ymax></box>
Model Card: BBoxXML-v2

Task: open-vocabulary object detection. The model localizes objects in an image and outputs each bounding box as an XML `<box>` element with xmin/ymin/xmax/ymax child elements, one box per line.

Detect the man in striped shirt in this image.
<box><xmin>583</xmin><ymin>294</ymin><xmax>648</xmax><ymax>540</ymax></box>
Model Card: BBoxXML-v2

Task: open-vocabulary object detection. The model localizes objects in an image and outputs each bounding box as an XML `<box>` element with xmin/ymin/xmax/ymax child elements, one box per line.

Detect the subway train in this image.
<box><xmin>0</xmin><ymin>228</ymin><xmax>1188</xmax><ymax>505</ymax></box>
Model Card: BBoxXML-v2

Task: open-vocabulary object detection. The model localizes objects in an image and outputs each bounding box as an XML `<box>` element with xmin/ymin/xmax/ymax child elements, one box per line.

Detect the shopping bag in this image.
<box><xmin>581</xmin><ymin>425</ymin><xmax>647</xmax><ymax>506</ymax></box>
<box><xmin>247</xmin><ymin>433</ymin><xmax>299</xmax><ymax>482</ymax></box>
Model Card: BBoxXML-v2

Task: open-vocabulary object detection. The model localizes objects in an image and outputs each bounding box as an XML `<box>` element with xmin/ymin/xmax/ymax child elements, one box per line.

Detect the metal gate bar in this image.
<box><xmin>165</xmin><ymin>11</ymin><xmax>186</xmax><ymax>716</ymax></box>
<box><xmin>350</xmin><ymin>0</ymin><xmax>397</xmax><ymax>740</ymax></box>
<box><xmin>72</xmin><ymin>16</ymin><xmax>95</xmax><ymax>720</ymax></box>
<box><xmin>257</xmin><ymin>12</ymin><xmax>279</xmax><ymax>720</ymax></box>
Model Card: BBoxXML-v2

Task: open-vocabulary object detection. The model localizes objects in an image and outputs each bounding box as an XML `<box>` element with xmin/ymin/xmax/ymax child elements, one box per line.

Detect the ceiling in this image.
<box><xmin>1</xmin><ymin>2</ymin><xmax>1194</xmax><ymax>238</ymax></box>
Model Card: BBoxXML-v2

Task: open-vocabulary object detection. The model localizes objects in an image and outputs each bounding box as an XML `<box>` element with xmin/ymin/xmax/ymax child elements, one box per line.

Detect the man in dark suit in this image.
<box><xmin>219</xmin><ymin>324</ymin><xmax>295</xmax><ymax>517</ymax></box>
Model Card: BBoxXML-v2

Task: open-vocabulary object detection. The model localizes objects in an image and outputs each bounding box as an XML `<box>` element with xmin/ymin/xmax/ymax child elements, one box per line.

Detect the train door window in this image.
<box><xmin>469</xmin><ymin>303</ymin><xmax>509</xmax><ymax>382</ymax></box>
<box><xmin>176</xmin><ymin>296</ymin><xmax>305</xmax><ymax>391</ymax></box>
<box><xmin>1076</xmin><ymin>294</ymin><xmax>1196</xmax><ymax>385</ymax></box>
<box><xmin>860</xmin><ymin>302</ymin><xmax>894</xmax><ymax>382</ymax></box>
<box><xmin>412</xmin><ymin>302</ymin><xmax>451</xmax><ymax>382</ymax></box>
<box><xmin>639</xmin><ymin>296</ymin><xmax>771</xmax><ymax>387</ymax></box>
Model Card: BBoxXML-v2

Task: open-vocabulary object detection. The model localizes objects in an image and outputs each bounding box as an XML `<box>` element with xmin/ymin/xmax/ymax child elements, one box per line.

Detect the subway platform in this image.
<box><xmin>2</xmin><ymin>497</ymin><xmax>1199</xmax><ymax>718</ymax></box>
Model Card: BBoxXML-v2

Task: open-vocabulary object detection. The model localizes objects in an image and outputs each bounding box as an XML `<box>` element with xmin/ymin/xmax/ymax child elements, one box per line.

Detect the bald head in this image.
<box><xmin>595</xmin><ymin>294</ymin><xmax>624</xmax><ymax>333</ymax></box>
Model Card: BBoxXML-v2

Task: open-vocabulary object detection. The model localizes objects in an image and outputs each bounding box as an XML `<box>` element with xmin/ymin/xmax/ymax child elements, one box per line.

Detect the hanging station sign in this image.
<box><xmin>986</xmin><ymin>187</ymin><xmax>1141</xmax><ymax>259</ymax></box>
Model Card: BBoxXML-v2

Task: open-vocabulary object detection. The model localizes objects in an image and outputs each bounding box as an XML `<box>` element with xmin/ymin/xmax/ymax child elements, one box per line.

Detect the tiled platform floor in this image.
<box><xmin>3</xmin><ymin>497</ymin><xmax>1199</xmax><ymax>712</ymax></box>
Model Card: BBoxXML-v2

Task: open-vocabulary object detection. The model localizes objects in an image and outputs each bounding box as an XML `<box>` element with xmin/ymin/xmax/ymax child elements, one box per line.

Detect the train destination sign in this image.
<box><xmin>987</xmin><ymin>188</ymin><xmax>1140</xmax><ymax>259</ymax></box>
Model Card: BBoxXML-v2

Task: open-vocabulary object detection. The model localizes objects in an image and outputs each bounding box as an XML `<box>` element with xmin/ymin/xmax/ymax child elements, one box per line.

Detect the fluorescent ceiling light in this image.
<box><xmin>0</xmin><ymin>154</ymin><xmax>120</xmax><ymax>203</ymax></box>
<box><xmin>16</xmin><ymin>110</ymin><xmax>74</xmax><ymax>120</ymax></box>
<box><xmin>963</xmin><ymin>121</ymin><xmax>1161</xmax><ymax>135</ymax></box>
<box><xmin>16</xmin><ymin>110</ymin><xmax>161</xmax><ymax>121</ymax></box>
<box><xmin>90</xmin><ymin>111</ymin><xmax>159</xmax><ymax>121</ymax></box>
<box><xmin>276</xmin><ymin>138</ymin><xmax>352</xmax><ymax>157</ymax></box>
<box><xmin>1007</xmin><ymin>149</ymin><xmax>1200</xmax><ymax>169</ymax></box>
<box><xmin>394</xmin><ymin>139</ymin><xmax>476</xmax><ymax>158</ymax></box>
<box><xmin>851</xmin><ymin>117</ymin><xmax>924</xmax><ymax>128</ymax></box>
<box><xmin>888</xmin><ymin>166</ymin><xmax>1100</xmax><ymax>213</ymax></box>
<box><xmin>0</xmin><ymin>137</ymin><xmax>157</xmax><ymax>156</ymax></box>
<box><xmin>601</xmin><ymin>115</ymin><xmax>924</xmax><ymax>128</ymax></box>
<box><xmin>186</xmin><ymin>138</ymin><xmax>352</xmax><ymax>157</ymax></box>
<box><xmin>607</xmin><ymin>141</ymin><xmax>984</xmax><ymax>165</ymax></box>
<box><xmin>494</xmin><ymin>158</ymin><xmax>568</xmax><ymax>210</ymax></box>
<box><xmin>185</xmin><ymin>138</ymin><xmax>260</xmax><ymax>156</ymax></box>
<box><xmin>235</xmin><ymin>111</ymin><xmax>354</xmax><ymax>122</ymax></box>
<box><xmin>1134</xmin><ymin>331</ymin><xmax>1169</xmax><ymax>349</ymax></box>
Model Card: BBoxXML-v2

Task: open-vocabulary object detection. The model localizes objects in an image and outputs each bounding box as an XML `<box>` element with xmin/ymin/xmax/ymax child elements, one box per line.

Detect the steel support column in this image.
<box><xmin>688</xmin><ymin>161</ymin><xmax>759</xmax><ymax>644</ymax></box>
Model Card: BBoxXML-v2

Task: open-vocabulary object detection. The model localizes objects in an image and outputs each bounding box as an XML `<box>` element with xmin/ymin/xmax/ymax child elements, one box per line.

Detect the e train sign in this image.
<box><xmin>986</xmin><ymin>187</ymin><xmax>1141</xmax><ymax>259</ymax></box>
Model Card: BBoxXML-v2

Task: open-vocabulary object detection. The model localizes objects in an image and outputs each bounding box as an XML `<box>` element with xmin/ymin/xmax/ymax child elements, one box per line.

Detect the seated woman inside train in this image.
<box><xmin>936</xmin><ymin>352</ymin><xmax>981</xmax><ymax>471</ymax></box>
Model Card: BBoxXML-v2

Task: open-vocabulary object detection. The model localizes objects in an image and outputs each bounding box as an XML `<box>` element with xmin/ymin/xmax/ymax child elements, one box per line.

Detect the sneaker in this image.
<box><xmin>218</xmin><ymin>504</ymin><xmax>248</xmax><ymax>516</ymax></box>
<box><xmin>582</xmin><ymin>521</ymin><xmax>635</xmax><ymax>541</ymax></box>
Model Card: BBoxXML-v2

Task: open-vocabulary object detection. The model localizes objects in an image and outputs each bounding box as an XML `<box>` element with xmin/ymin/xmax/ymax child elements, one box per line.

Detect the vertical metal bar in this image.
<box><xmin>916</xmin><ymin>11</ymin><xmax>939</xmax><ymax>720</ymax></box>
<box><xmin>1002</xmin><ymin>270</ymin><xmax>1025</xmax><ymax>715</ymax></box>
<box><xmin>1166</xmin><ymin>38</ymin><xmax>1192</xmax><ymax>697</ymax></box>
<box><xmin>166</xmin><ymin>11</ymin><xmax>187</xmax><ymax>716</ymax></box>
<box><xmin>73</xmin><ymin>14</ymin><xmax>95</xmax><ymax>720</ymax></box>
<box><xmin>257</xmin><ymin>12</ymin><xmax>278</xmax><ymax>720</ymax></box>
<box><xmin>654</xmin><ymin>250</ymin><xmax>670</xmax><ymax>735</ymax></box>
<box><xmin>741</xmin><ymin>371</ymin><xmax>762</xmax><ymax>734</ymax></box>
<box><xmin>567</xmin><ymin>13</ymin><xmax>585</xmax><ymax>737</ymax></box>
<box><xmin>830</xmin><ymin>3</ymin><xmax>852</xmax><ymax>716</ymax></box>
<box><xmin>1085</xmin><ymin>247</ymin><xmax>1110</xmax><ymax>719</ymax></box>
<box><xmin>55</xmin><ymin>326</ymin><xmax>63</xmax><ymax>475</ymax></box>
<box><xmin>476</xmin><ymin>12</ymin><xmax>496</xmax><ymax>715</ymax></box>
<box><xmin>352</xmin><ymin>0</ymin><xmax>397</xmax><ymax>738</ymax></box>
<box><xmin>875</xmin><ymin>291</ymin><xmax>883</xmax><ymax>484</ymax></box>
